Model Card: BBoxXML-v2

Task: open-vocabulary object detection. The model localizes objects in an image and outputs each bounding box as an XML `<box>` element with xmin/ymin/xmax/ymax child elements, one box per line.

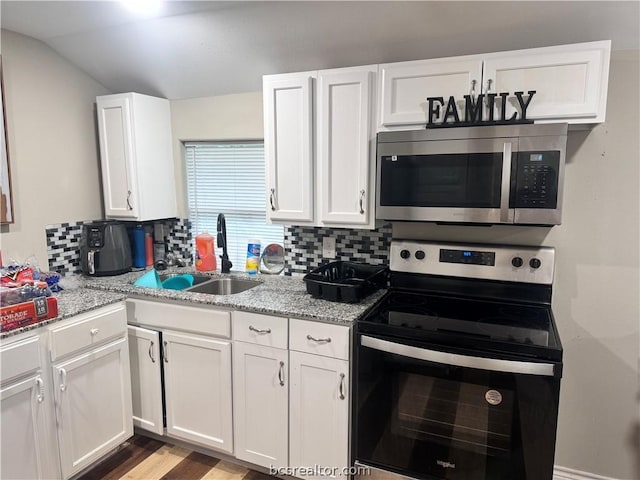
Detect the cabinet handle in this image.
<box><xmin>484</xmin><ymin>78</ymin><xmax>493</xmax><ymax>94</ymax></box>
<box><xmin>126</xmin><ymin>190</ymin><xmax>133</xmax><ymax>211</ymax></box>
<box><xmin>59</xmin><ymin>368</ymin><xmax>67</xmax><ymax>392</ymax></box>
<box><xmin>307</xmin><ymin>334</ymin><xmax>331</xmax><ymax>343</ymax></box>
<box><xmin>359</xmin><ymin>189</ymin><xmax>365</xmax><ymax>214</ymax></box>
<box><xmin>278</xmin><ymin>361</ymin><xmax>285</xmax><ymax>386</ymax></box>
<box><xmin>90</xmin><ymin>328</ymin><xmax>100</xmax><ymax>336</ymax></box>
<box><xmin>269</xmin><ymin>188</ymin><xmax>276</xmax><ymax>211</ymax></box>
<box><xmin>36</xmin><ymin>377</ymin><xmax>45</xmax><ymax>403</ymax></box>
<box><xmin>149</xmin><ymin>340</ymin><xmax>156</xmax><ymax>363</ymax></box>
<box><xmin>339</xmin><ymin>373</ymin><xmax>345</xmax><ymax>400</ymax></box>
<box><xmin>470</xmin><ymin>79</ymin><xmax>477</xmax><ymax>100</ymax></box>
<box><xmin>163</xmin><ymin>341</ymin><xmax>169</xmax><ymax>363</ymax></box>
<box><xmin>249</xmin><ymin>325</ymin><xmax>272</xmax><ymax>334</ymax></box>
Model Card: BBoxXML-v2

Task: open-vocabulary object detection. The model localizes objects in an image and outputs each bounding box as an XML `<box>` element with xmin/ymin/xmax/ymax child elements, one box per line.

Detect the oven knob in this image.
<box><xmin>511</xmin><ymin>256</ymin><xmax>524</xmax><ymax>268</ymax></box>
<box><xmin>415</xmin><ymin>250</ymin><xmax>426</xmax><ymax>260</ymax></box>
<box><xmin>400</xmin><ymin>249</ymin><xmax>411</xmax><ymax>259</ymax></box>
<box><xmin>529</xmin><ymin>258</ymin><xmax>542</xmax><ymax>269</ymax></box>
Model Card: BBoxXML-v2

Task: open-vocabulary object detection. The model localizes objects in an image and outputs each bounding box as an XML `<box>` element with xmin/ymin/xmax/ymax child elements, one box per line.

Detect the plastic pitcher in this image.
<box><xmin>195</xmin><ymin>232</ymin><xmax>217</xmax><ymax>271</ymax></box>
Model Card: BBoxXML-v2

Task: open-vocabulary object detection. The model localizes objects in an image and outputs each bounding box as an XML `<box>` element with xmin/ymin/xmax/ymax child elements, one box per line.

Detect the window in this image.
<box><xmin>185</xmin><ymin>142</ymin><xmax>284</xmax><ymax>272</ymax></box>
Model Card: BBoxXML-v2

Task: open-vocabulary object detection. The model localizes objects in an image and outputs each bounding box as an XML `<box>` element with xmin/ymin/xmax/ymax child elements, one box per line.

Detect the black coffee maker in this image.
<box><xmin>80</xmin><ymin>221</ymin><xmax>132</xmax><ymax>276</ymax></box>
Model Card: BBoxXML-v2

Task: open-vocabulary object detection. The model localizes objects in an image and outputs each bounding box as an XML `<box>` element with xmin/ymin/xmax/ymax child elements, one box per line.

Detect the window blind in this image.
<box><xmin>184</xmin><ymin>142</ymin><xmax>284</xmax><ymax>272</ymax></box>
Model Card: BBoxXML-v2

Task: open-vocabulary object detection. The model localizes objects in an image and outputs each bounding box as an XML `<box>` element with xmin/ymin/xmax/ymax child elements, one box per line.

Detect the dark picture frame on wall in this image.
<box><xmin>1</xmin><ymin>56</ymin><xmax>14</xmax><ymax>224</ymax></box>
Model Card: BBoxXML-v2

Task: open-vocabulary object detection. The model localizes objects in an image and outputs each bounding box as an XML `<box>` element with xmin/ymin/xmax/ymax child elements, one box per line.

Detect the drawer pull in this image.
<box><xmin>278</xmin><ymin>361</ymin><xmax>285</xmax><ymax>386</ymax></box>
<box><xmin>36</xmin><ymin>377</ymin><xmax>45</xmax><ymax>403</ymax></box>
<box><xmin>249</xmin><ymin>325</ymin><xmax>272</xmax><ymax>335</ymax></box>
<box><xmin>339</xmin><ymin>373</ymin><xmax>345</xmax><ymax>400</ymax></box>
<box><xmin>59</xmin><ymin>368</ymin><xmax>67</xmax><ymax>392</ymax></box>
<box><xmin>307</xmin><ymin>334</ymin><xmax>331</xmax><ymax>343</ymax></box>
<box><xmin>149</xmin><ymin>340</ymin><xmax>156</xmax><ymax>363</ymax></box>
<box><xmin>90</xmin><ymin>328</ymin><xmax>100</xmax><ymax>336</ymax></box>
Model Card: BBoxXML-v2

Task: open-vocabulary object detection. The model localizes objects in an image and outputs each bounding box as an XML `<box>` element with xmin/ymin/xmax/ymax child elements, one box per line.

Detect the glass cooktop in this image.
<box><xmin>361</xmin><ymin>290</ymin><xmax>560</xmax><ymax>351</ymax></box>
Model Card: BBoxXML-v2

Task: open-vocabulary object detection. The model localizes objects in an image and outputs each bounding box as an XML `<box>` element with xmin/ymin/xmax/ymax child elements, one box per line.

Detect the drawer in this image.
<box><xmin>232</xmin><ymin>311</ymin><xmax>288</xmax><ymax>349</ymax></box>
<box><xmin>127</xmin><ymin>298</ymin><xmax>230</xmax><ymax>338</ymax></box>
<box><xmin>1</xmin><ymin>336</ymin><xmax>41</xmax><ymax>384</ymax></box>
<box><xmin>289</xmin><ymin>318</ymin><xmax>350</xmax><ymax>360</ymax></box>
<box><xmin>50</xmin><ymin>303</ymin><xmax>126</xmax><ymax>361</ymax></box>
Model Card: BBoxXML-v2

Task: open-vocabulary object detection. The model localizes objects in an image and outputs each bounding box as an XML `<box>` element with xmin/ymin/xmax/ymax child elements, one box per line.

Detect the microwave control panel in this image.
<box><xmin>511</xmin><ymin>151</ymin><xmax>560</xmax><ymax>209</ymax></box>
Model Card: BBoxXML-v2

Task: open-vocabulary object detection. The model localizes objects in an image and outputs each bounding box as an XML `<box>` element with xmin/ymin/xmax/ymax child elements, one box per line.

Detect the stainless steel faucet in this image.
<box><xmin>217</xmin><ymin>213</ymin><xmax>233</xmax><ymax>273</ymax></box>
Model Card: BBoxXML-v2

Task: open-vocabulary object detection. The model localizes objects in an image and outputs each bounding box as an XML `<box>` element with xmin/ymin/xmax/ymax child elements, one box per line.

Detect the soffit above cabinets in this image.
<box><xmin>1</xmin><ymin>1</ymin><xmax>638</xmax><ymax>100</ymax></box>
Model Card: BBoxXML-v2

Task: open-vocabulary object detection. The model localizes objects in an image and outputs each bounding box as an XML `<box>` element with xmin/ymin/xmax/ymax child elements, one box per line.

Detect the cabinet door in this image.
<box><xmin>96</xmin><ymin>95</ymin><xmax>138</xmax><ymax>219</ymax></box>
<box><xmin>290</xmin><ymin>351</ymin><xmax>349</xmax><ymax>479</ymax></box>
<box><xmin>163</xmin><ymin>331</ymin><xmax>233</xmax><ymax>454</ymax></box>
<box><xmin>483</xmin><ymin>41</ymin><xmax>611</xmax><ymax>123</ymax></box>
<box><xmin>128</xmin><ymin>326</ymin><xmax>164</xmax><ymax>435</ymax></box>
<box><xmin>379</xmin><ymin>57</ymin><xmax>483</xmax><ymax>128</ymax></box>
<box><xmin>318</xmin><ymin>66</ymin><xmax>376</xmax><ymax>226</ymax></box>
<box><xmin>1</xmin><ymin>374</ymin><xmax>58</xmax><ymax>480</ymax></box>
<box><xmin>264</xmin><ymin>73</ymin><xmax>315</xmax><ymax>223</ymax></box>
<box><xmin>233</xmin><ymin>342</ymin><xmax>288</xmax><ymax>469</ymax></box>
<box><xmin>53</xmin><ymin>337</ymin><xmax>133</xmax><ymax>479</ymax></box>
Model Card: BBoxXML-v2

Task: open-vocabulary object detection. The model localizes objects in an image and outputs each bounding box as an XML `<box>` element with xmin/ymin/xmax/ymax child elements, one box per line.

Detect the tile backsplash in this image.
<box><xmin>44</xmin><ymin>218</ymin><xmax>389</xmax><ymax>277</ymax></box>
<box><xmin>284</xmin><ymin>224</ymin><xmax>392</xmax><ymax>276</ymax></box>
<box><xmin>45</xmin><ymin>218</ymin><xmax>193</xmax><ymax>274</ymax></box>
<box><xmin>45</xmin><ymin>221</ymin><xmax>86</xmax><ymax>274</ymax></box>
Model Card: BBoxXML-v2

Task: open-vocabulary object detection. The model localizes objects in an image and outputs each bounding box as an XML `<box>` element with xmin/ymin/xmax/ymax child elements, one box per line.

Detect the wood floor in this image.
<box><xmin>77</xmin><ymin>435</ymin><xmax>275</xmax><ymax>480</ymax></box>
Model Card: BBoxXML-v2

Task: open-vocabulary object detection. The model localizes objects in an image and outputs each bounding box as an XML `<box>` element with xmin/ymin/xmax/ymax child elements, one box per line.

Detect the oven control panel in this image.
<box><xmin>391</xmin><ymin>240</ymin><xmax>555</xmax><ymax>285</ymax></box>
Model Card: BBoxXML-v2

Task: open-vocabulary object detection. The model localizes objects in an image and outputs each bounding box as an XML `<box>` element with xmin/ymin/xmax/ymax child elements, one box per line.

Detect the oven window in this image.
<box><xmin>393</xmin><ymin>373</ymin><xmax>513</xmax><ymax>455</ymax></box>
<box><xmin>379</xmin><ymin>153</ymin><xmax>503</xmax><ymax>208</ymax></box>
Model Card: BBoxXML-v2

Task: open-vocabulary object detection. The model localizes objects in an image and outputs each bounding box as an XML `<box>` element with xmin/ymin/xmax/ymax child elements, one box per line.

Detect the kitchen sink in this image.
<box><xmin>159</xmin><ymin>273</ymin><xmax>212</xmax><ymax>286</ymax></box>
<box><xmin>186</xmin><ymin>278</ymin><xmax>262</xmax><ymax>295</ymax></box>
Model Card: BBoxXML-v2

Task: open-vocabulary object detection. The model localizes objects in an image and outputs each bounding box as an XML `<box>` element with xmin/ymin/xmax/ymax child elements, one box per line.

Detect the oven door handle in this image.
<box><xmin>361</xmin><ymin>335</ymin><xmax>557</xmax><ymax>377</ymax></box>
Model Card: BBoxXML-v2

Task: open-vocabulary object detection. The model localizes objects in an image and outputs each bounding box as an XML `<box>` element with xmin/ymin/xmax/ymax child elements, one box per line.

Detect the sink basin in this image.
<box><xmin>187</xmin><ymin>278</ymin><xmax>262</xmax><ymax>295</ymax></box>
<box><xmin>159</xmin><ymin>273</ymin><xmax>212</xmax><ymax>286</ymax></box>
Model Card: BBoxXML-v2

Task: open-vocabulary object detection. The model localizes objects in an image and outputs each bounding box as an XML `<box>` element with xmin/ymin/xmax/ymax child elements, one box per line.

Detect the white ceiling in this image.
<box><xmin>2</xmin><ymin>1</ymin><xmax>639</xmax><ymax>100</ymax></box>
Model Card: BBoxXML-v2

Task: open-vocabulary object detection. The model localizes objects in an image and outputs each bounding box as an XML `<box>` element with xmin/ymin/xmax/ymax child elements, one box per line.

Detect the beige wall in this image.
<box><xmin>170</xmin><ymin>92</ymin><xmax>264</xmax><ymax>218</ymax></box>
<box><xmin>0</xmin><ymin>30</ymin><xmax>109</xmax><ymax>267</ymax></box>
<box><xmin>394</xmin><ymin>50</ymin><xmax>640</xmax><ymax>479</ymax></box>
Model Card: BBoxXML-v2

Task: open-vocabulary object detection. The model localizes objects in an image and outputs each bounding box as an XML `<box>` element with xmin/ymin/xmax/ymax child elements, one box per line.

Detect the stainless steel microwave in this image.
<box><xmin>376</xmin><ymin>123</ymin><xmax>568</xmax><ymax>225</ymax></box>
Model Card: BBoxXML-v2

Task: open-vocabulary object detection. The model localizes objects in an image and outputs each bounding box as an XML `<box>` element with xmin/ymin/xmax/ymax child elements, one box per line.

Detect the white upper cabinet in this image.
<box><xmin>264</xmin><ymin>65</ymin><xmax>378</xmax><ymax>229</ymax></box>
<box><xmin>264</xmin><ymin>73</ymin><xmax>315</xmax><ymax>223</ymax></box>
<box><xmin>378</xmin><ymin>40</ymin><xmax>611</xmax><ymax>129</ymax></box>
<box><xmin>317</xmin><ymin>66</ymin><xmax>376</xmax><ymax>226</ymax></box>
<box><xmin>379</xmin><ymin>57</ymin><xmax>483</xmax><ymax>128</ymax></box>
<box><xmin>483</xmin><ymin>41</ymin><xmax>611</xmax><ymax>124</ymax></box>
<box><xmin>96</xmin><ymin>92</ymin><xmax>177</xmax><ymax>221</ymax></box>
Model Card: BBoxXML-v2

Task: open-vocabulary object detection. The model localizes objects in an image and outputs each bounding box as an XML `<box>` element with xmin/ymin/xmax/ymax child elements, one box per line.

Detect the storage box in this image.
<box><xmin>303</xmin><ymin>261</ymin><xmax>388</xmax><ymax>303</ymax></box>
<box><xmin>0</xmin><ymin>296</ymin><xmax>59</xmax><ymax>332</ymax></box>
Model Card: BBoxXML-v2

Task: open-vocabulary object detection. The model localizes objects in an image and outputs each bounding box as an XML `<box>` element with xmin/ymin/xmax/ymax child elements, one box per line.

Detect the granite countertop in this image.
<box><xmin>1</xmin><ymin>288</ymin><xmax>127</xmax><ymax>340</ymax></box>
<box><xmin>84</xmin><ymin>267</ymin><xmax>386</xmax><ymax>325</ymax></box>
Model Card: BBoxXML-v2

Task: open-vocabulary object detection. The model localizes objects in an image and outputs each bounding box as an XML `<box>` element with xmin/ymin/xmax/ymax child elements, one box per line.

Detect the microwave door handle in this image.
<box><xmin>360</xmin><ymin>335</ymin><xmax>556</xmax><ymax>377</ymax></box>
<box><xmin>500</xmin><ymin>141</ymin><xmax>514</xmax><ymax>223</ymax></box>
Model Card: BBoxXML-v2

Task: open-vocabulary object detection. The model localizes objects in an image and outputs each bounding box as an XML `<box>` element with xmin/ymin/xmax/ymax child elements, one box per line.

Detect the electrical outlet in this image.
<box><xmin>323</xmin><ymin>237</ymin><xmax>336</xmax><ymax>259</ymax></box>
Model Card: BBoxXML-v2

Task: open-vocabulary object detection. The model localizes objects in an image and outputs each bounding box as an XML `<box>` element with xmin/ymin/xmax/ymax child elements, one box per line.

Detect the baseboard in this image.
<box><xmin>554</xmin><ymin>465</ymin><xmax>623</xmax><ymax>480</ymax></box>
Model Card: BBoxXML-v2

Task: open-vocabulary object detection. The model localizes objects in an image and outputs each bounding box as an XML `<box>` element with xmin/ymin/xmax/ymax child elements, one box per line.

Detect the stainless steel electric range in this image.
<box><xmin>354</xmin><ymin>240</ymin><xmax>563</xmax><ymax>480</ymax></box>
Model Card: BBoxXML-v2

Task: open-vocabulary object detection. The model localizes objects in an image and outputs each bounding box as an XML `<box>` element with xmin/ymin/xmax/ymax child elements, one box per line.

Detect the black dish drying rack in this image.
<box><xmin>303</xmin><ymin>261</ymin><xmax>388</xmax><ymax>303</ymax></box>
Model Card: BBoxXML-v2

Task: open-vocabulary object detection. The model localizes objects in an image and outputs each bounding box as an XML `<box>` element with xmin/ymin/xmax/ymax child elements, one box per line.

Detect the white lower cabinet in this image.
<box><xmin>53</xmin><ymin>337</ymin><xmax>133</xmax><ymax>479</ymax></box>
<box><xmin>1</xmin><ymin>335</ymin><xmax>59</xmax><ymax>480</ymax></box>
<box><xmin>233</xmin><ymin>341</ymin><xmax>289</xmax><ymax>469</ymax></box>
<box><xmin>289</xmin><ymin>350</ymin><xmax>350</xmax><ymax>479</ymax></box>
<box><xmin>128</xmin><ymin>325</ymin><xmax>164</xmax><ymax>435</ymax></box>
<box><xmin>163</xmin><ymin>330</ymin><xmax>233</xmax><ymax>454</ymax></box>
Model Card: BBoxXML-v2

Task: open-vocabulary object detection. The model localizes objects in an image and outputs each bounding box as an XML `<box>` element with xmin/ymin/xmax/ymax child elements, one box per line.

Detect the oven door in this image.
<box><xmin>355</xmin><ymin>334</ymin><xmax>561</xmax><ymax>480</ymax></box>
<box><xmin>376</xmin><ymin>138</ymin><xmax>517</xmax><ymax>224</ymax></box>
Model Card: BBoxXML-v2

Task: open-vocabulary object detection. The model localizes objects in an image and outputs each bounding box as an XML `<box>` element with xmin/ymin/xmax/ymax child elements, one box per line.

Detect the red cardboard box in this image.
<box><xmin>0</xmin><ymin>296</ymin><xmax>59</xmax><ymax>333</ymax></box>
